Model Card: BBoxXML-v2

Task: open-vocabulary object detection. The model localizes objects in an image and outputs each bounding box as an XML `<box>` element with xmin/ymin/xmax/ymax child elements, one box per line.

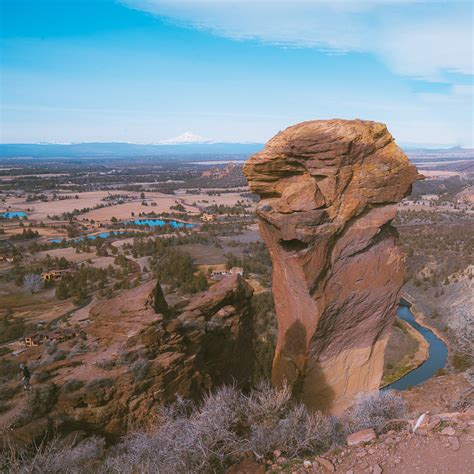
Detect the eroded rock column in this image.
<box><xmin>244</xmin><ymin>119</ymin><xmax>420</xmax><ymax>414</ymax></box>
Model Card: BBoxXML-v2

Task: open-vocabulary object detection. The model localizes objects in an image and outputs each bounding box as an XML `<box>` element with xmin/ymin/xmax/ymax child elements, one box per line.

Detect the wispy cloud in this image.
<box><xmin>121</xmin><ymin>0</ymin><xmax>473</xmax><ymax>80</ymax></box>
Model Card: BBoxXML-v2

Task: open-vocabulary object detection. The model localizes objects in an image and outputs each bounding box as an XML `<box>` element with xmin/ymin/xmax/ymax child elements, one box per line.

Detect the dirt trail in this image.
<box><xmin>330</xmin><ymin>426</ymin><xmax>474</xmax><ymax>473</ymax></box>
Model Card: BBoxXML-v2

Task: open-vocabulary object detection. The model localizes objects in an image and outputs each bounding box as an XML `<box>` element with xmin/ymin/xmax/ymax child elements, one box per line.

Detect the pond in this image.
<box><xmin>1</xmin><ymin>211</ymin><xmax>27</xmax><ymax>218</ymax></box>
<box><xmin>384</xmin><ymin>304</ymin><xmax>448</xmax><ymax>391</ymax></box>
<box><xmin>49</xmin><ymin>230</ymin><xmax>126</xmax><ymax>244</ymax></box>
<box><xmin>132</xmin><ymin>218</ymin><xmax>194</xmax><ymax>228</ymax></box>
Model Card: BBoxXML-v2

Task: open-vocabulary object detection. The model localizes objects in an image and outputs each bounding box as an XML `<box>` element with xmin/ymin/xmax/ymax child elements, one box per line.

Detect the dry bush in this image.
<box><xmin>245</xmin><ymin>384</ymin><xmax>339</xmax><ymax>459</ymax></box>
<box><xmin>5</xmin><ymin>386</ymin><xmax>407</xmax><ymax>473</ymax></box>
<box><xmin>1</xmin><ymin>436</ymin><xmax>105</xmax><ymax>474</ymax></box>
<box><xmin>105</xmin><ymin>385</ymin><xmax>246</xmax><ymax>473</ymax></box>
<box><xmin>96</xmin><ymin>359</ymin><xmax>116</xmax><ymax>371</ymax></box>
<box><xmin>105</xmin><ymin>383</ymin><xmax>339</xmax><ymax>473</ymax></box>
<box><xmin>67</xmin><ymin>341</ymin><xmax>88</xmax><ymax>359</ymax></box>
<box><xmin>13</xmin><ymin>383</ymin><xmax>59</xmax><ymax>428</ymax></box>
<box><xmin>62</xmin><ymin>379</ymin><xmax>84</xmax><ymax>393</ymax></box>
<box><xmin>40</xmin><ymin>349</ymin><xmax>67</xmax><ymax>367</ymax></box>
<box><xmin>344</xmin><ymin>390</ymin><xmax>407</xmax><ymax>433</ymax></box>
<box><xmin>0</xmin><ymin>384</ymin><xmax>19</xmax><ymax>401</ymax></box>
<box><xmin>128</xmin><ymin>359</ymin><xmax>150</xmax><ymax>381</ymax></box>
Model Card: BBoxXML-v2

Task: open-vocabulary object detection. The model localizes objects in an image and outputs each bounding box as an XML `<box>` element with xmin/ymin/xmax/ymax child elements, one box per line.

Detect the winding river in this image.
<box><xmin>384</xmin><ymin>303</ymin><xmax>448</xmax><ymax>391</ymax></box>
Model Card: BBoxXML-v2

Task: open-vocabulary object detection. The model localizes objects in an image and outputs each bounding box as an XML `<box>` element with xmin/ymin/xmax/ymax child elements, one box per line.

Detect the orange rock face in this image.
<box><xmin>244</xmin><ymin>119</ymin><xmax>420</xmax><ymax>414</ymax></box>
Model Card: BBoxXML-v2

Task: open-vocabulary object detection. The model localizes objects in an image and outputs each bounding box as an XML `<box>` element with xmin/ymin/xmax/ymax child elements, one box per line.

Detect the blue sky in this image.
<box><xmin>1</xmin><ymin>0</ymin><xmax>472</xmax><ymax>146</ymax></box>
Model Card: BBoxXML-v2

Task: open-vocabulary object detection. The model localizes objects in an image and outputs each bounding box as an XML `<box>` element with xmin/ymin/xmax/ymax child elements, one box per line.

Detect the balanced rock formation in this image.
<box><xmin>244</xmin><ymin>119</ymin><xmax>420</xmax><ymax>414</ymax></box>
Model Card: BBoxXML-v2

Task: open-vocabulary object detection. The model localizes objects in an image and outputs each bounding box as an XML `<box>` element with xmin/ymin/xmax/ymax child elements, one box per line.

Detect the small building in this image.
<box><xmin>201</xmin><ymin>213</ymin><xmax>216</xmax><ymax>222</ymax></box>
<box><xmin>211</xmin><ymin>269</ymin><xmax>229</xmax><ymax>279</ymax></box>
<box><xmin>211</xmin><ymin>267</ymin><xmax>244</xmax><ymax>279</ymax></box>
<box><xmin>41</xmin><ymin>269</ymin><xmax>70</xmax><ymax>282</ymax></box>
<box><xmin>24</xmin><ymin>333</ymin><xmax>50</xmax><ymax>347</ymax></box>
<box><xmin>24</xmin><ymin>328</ymin><xmax>77</xmax><ymax>347</ymax></box>
<box><xmin>49</xmin><ymin>328</ymin><xmax>77</xmax><ymax>343</ymax></box>
<box><xmin>0</xmin><ymin>256</ymin><xmax>14</xmax><ymax>263</ymax></box>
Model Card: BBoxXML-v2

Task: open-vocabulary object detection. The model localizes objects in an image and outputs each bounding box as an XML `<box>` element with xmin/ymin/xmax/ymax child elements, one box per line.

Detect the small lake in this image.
<box><xmin>384</xmin><ymin>304</ymin><xmax>448</xmax><ymax>391</ymax></box>
<box><xmin>132</xmin><ymin>219</ymin><xmax>194</xmax><ymax>228</ymax></box>
<box><xmin>1</xmin><ymin>211</ymin><xmax>27</xmax><ymax>218</ymax></box>
<box><xmin>49</xmin><ymin>230</ymin><xmax>126</xmax><ymax>244</ymax></box>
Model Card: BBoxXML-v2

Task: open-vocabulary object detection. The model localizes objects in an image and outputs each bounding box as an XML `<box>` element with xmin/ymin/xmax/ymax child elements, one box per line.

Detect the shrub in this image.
<box><xmin>23</xmin><ymin>273</ymin><xmax>42</xmax><ymax>294</ymax></box>
<box><xmin>45</xmin><ymin>340</ymin><xmax>58</xmax><ymax>355</ymax></box>
<box><xmin>105</xmin><ymin>383</ymin><xmax>339</xmax><ymax>473</ymax></box>
<box><xmin>41</xmin><ymin>349</ymin><xmax>67</xmax><ymax>367</ymax></box>
<box><xmin>0</xmin><ymin>358</ymin><xmax>18</xmax><ymax>382</ymax></box>
<box><xmin>68</xmin><ymin>341</ymin><xmax>88</xmax><ymax>358</ymax></box>
<box><xmin>0</xmin><ymin>314</ymin><xmax>26</xmax><ymax>343</ymax></box>
<box><xmin>0</xmin><ymin>347</ymin><xmax>12</xmax><ymax>356</ymax></box>
<box><xmin>62</xmin><ymin>379</ymin><xmax>84</xmax><ymax>393</ymax></box>
<box><xmin>27</xmin><ymin>383</ymin><xmax>58</xmax><ymax>416</ymax></box>
<box><xmin>97</xmin><ymin>359</ymin><xmax>116</xmax><ymax>371</ymax></box>
<box><xmin>128</xmin><ymin>359</ymin><xmax>150</xmax><ymax>381</ymax></box>
<box><xmin>2</xmin><ymin>436</ymin><xmax>105</xmax><ymax>473</ymax></box>
<box><xmin>35</xmin><ymin>370</ymin><xmax>53</xmax><ymax>383</ymax></box>
<box><xmin>452</xmin><ymin>353</ymin><xmax>472</xmax><ymax>371</ymax></box>
<box><xmin>0</xmin><ymin>384</ymin><xmax>19</xmax><ymax>401</ymax></box>
<box><xmin>244</xmin><ymin>382</ymin><xmax>339</xmax><ymax>458</ymax></box>
<box><xmin>5</xmin><ymin>385</ymin><xmax>408</xmax><ymax>472</ymax></box>
<box><xmin>345</xmin><ymin>390</ymin><xmax>407</xmax><ymax>433</ymax></box>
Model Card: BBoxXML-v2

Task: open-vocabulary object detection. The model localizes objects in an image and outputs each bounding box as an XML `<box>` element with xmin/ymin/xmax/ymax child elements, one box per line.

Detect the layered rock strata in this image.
<box><xmin>244</xmin><ymin>119</ymin><xmax>420</xmax><ymax>414</ymax></box>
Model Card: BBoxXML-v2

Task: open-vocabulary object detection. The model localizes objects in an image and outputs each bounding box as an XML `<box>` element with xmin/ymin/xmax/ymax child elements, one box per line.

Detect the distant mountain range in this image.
<box><xmin>0</xmin><ymin>142</ymin><xmax>471</xmax><ymax>160</ymax></box>
<box><xmin>0</xmin><ymin>142</ymin><xmax>264</xmax><ymax>158</ymax></box>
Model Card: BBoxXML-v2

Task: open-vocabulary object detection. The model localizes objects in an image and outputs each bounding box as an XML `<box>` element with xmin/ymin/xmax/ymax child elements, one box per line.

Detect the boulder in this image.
<box><xmin>347</xmin><ymin>428</ymin><xmax>377</xmax><ymax>446</ymax></box>
<box><xmin>244</xmin><ymin>119</ymin><xmax>420</xmax><ymax>414</ymax></box>
<box><xmin>440</xmin><ymin>426</ymin><xmax>456</xmax><ymax>436</ymax></box>
<box><xmin>315</xmin><ymin>456</ymin><xmax>335</xmax><ymax>472</ymax></box>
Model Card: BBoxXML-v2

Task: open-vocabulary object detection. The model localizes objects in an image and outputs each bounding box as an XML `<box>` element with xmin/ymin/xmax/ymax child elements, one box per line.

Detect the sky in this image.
<box><xmin>0</xmin><ymin>0</ymin><xmax>473</xmax><ymax>147</ymax></box>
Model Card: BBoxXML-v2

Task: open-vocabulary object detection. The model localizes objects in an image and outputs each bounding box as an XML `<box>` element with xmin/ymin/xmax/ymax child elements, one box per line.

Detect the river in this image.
<box><xmin>384</xmin><ymin>304</ymin><xmax>448</xmax><ymax>391</ymax></box>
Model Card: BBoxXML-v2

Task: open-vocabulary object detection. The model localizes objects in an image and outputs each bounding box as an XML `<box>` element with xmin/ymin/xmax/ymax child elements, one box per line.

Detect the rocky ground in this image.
<box><xmin>230</xmin><ymin>374</ymin><xmax>474</xmax><ymax>473</ymax></box>
<box><xmin>262</xmin><ymin>419</ymin><xmax>473</xmax><ymax>474</ymax></box>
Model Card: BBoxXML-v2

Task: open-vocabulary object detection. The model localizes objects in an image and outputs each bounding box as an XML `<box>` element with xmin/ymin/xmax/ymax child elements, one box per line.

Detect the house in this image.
<box><xmin>23</xmin><ymin>328</ymin><xmax>77</xmax><ymax>347</ymax></box>
<box><xmin>24</xmin><ymin>333</ymin><xmax>50</xmax><ymax>347</ymax></box>
<box><xmin>41</xmin><ymin>269</ymin><xmax>70</xmax><ymax>282</ymax></box>
<box><xmin>49</xmin><ymin>328</ymin><xmax>77</xmax><ymax>343</ymax></box>
<box><xmin>211</xmin><ymin>269</ymin><xmax>229</xmax><ymax>279</ymax></box>
<box><xmin>211</xmin><ymin>267</ymin><xmax>244</xmax><ymax>279</ymax></box>
<box><xmin>201</xmin><ymin>213</ymin><xmax>216</xmax><ymax>222</ymax></box>
<box><xmin>0</xmin><ymin>256</ymin><xmax>14</xmax><ymax>263</ymax></box>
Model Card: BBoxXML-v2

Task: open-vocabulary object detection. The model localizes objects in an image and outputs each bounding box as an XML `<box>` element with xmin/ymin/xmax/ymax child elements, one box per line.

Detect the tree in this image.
<box><xmin>151</xmin><ymin>281</ymin><xmax>169</xmax><ymax>317</ymax></box>
<box><xmin>24</xmin><ymin>273</ymin><xmax>42</xmax><ymax>294</ymax></box>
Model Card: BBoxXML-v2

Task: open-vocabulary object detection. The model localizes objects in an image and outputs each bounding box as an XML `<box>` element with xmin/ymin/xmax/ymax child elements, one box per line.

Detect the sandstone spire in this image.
<box><xmin>244</xmin><ymin>119</ymin><xmax>420</xmax><ymax>414</ymax></box>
